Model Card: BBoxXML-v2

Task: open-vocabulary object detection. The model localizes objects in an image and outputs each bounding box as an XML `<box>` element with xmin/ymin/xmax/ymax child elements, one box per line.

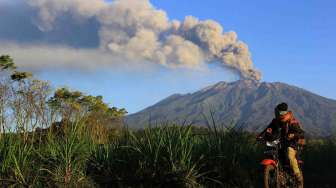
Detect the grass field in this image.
<box><xmin>0</xmin><ymin>121</ymin><xmax>335</xmax><ymax>188</ymax></box>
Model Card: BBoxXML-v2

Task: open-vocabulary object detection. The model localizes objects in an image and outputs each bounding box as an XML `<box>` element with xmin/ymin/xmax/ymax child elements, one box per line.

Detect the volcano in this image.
<box><xmin>126</xmin><ymin>80</ymin><xmax>336</xmax><ymax>137</ymax></box>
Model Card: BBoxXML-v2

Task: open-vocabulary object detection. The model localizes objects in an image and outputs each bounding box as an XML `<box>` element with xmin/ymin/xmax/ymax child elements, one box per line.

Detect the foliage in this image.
<box><xmin>0</xmin><ymin>123</ymin><xmax>334</xmax><ymax>188</ymax></box>
<box><xmin>48</xmin><ymin>87</ymin><xmax>127</xmax><ymax>143</ymax></box>
<box><xmin>0</xmin><ymin>55</ymin><xmax>16</xmax><ymax>71</ymax></box>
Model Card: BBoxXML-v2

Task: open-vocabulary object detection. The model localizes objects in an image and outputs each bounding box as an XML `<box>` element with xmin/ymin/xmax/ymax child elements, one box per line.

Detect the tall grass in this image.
<box><xmin>0</xmin><ymin>133</ymin><xmax>40</xmax><ymax>187</ymax></box>
<box><xmin>197</xmin><ymin>127</ymin><xmax>263</xmax><ymax>187</ymax></box>
<box><xmin>88</xmin><ymin>125</ymin><xmax>203</xmax><ymax>188</ymax></box>
<box><xmin>131</xmin><ymin>125</ymin><xmax>202</xmax><ymax>187</ymax></box>
<box><xmin>302</xmin><ymin>138</ymin><xmax>336</xmax><ymax>188</ymax></box>
<box><xmin>38</xmin><ymin>121</ymin><xmax>93</xmax><ymax>187</ymax></box>
<box><xmin>0</xmin><ymin>122</ymin><xmax>335</xmax><ymax>187</ymax></box>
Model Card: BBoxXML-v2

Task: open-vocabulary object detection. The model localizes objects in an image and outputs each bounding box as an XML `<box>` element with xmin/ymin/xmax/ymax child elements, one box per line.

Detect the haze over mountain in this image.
<box><xmin>126</xmin><ymin>80</ymin><xmax>336</xmax><ymax>137</ymax></box>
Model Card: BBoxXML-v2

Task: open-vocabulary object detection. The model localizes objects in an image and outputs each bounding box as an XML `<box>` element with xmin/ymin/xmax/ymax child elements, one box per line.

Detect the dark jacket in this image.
<box><xmin>259</xmin><ymin>111</ymin><xmax>304</xmax><ymax>149</ymax></box>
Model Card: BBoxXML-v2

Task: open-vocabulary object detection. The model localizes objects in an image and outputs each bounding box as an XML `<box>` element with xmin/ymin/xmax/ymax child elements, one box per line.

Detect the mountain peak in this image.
<box><xmin>200</xmin><ymin>79</ymin><xmax>260</xmax><ymax>92</ymax></box>
<box><xmin>126</xmin><ymin>81</ymin><xmax>336</xmax><ymax>137</ymax></box>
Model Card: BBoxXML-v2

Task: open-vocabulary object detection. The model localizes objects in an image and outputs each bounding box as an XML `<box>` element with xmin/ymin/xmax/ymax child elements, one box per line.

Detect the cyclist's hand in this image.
<box><xmin>287</xmin><ymin>133</ymin><xmax>295</xmax><ymax>140</ymax></box>
<box><xmin>298</xmin><ymin>138</ymin><xmax>305</xmax><ymax>145</ymax></box>
<box><xmin>256</xmin><ymin>135</ymin><xmax>263</xmax><ymax>142</ymax></box>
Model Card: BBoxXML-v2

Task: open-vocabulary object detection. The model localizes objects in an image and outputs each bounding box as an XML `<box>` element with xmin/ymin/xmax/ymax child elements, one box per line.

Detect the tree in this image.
<box><xmin>0</xmin><ymin>55</ymin><xmax>16</xmax><ymax>134</ymax></box>
<box><xmin>10</xmin><ymin>71</ymin><xmax>32</xmax><ymax>82</ymax></box>
<box><xmin>0</xmin><ymin>54</ymin><xmax>128</xmax><ymax>143</ymax></box>
<box><xmin>0</xmin><ymin>55</ymin><xmax>16</xmax><ymax>71</ymax></box>
<box><xmin>48</xmin><ymin>88</ymin><xmax>127</xmax><ymax>143</ymax></box>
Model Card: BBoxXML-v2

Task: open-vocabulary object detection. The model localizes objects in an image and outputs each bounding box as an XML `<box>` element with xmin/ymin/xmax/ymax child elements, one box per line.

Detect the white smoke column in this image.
<box><xmin>27</xmin><ymin>0</ymin><xmax>261</xmax><ymax>81</ymax></box>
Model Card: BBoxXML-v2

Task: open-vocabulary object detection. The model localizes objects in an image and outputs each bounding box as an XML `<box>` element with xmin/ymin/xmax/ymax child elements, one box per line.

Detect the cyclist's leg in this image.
<box><xmin>287</xmin><ymin>147</ymin><xmax>303</xmax><ymax>187</ymax></box>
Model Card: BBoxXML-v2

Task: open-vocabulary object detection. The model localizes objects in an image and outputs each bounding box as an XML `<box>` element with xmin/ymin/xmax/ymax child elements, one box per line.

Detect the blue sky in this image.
<box><xmin>150</xmin><ymin>0</ymin><xmax>336</xmax><ymax>96</ymax></box>
<box><xmin>1</xmin><ymin>0</ymin><xmax>335</xmax><ymax>113</ymax></box>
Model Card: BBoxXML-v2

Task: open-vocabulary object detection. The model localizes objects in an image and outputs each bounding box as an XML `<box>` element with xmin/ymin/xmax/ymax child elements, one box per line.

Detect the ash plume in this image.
<box><xmin>23</xmin><ymin>0</ymin><xmax>261</xmax><ymax>80</ymax></box>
